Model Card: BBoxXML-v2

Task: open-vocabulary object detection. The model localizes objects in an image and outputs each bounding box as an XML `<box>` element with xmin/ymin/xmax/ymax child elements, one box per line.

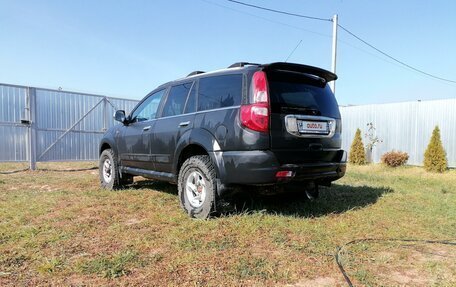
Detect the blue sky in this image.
<box><xmin>1</xmin><ymin>0</ymin><xmax>455</xmax><ymax>105</ymax></box>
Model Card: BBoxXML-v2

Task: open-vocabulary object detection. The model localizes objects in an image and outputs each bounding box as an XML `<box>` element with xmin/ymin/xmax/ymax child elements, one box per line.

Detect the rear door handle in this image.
<box><xmin>143</xmin><ymin>126</ymin><xmax>151</xmax><ymax>131</ymax></box>
<box><xmin>179</xmin><ymin>121</ymin><xmax>190</xmax><ymax>127</ymax></box>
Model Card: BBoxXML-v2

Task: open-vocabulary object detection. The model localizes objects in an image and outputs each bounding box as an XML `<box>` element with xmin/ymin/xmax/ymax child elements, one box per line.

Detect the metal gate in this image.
<box><xmin>0</xmin><ymin>83</ymin><xmax>139</xmax><ymax>169</ymax></box>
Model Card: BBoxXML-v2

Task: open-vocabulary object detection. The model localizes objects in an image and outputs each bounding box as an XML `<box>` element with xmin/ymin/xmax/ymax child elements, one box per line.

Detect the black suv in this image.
<box><xmin>99</xmin><ymin>62</ymin><xmax>346</xmax><ymax>218</ymax></box>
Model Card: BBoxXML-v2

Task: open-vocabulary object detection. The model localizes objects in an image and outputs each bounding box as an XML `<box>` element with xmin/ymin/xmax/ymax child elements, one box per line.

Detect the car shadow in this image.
<box><xmin>128</xmin><ymin>180</ymin><xmax>393</xmax><ymax>218</ymax></box>
<box><xmin>220</xmin><ymin>184</ymin><xmax>393</xmax><ymax>218</ymax></box>
<box><xmin>128</xmin><ymin>179</ymin><xmax>178</xmax><ymax>196</ymax></box>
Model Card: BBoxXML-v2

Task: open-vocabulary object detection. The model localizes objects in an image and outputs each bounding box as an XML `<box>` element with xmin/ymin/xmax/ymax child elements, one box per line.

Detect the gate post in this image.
<box><xmin>103</xmin><ymin>97</ymin><xmax>107</xmax><ymax>132</ymax></box>
<box><xmin>27</xmin><ymin>87</ymin><xmax>37</xmax><ymax>170</ymax></box>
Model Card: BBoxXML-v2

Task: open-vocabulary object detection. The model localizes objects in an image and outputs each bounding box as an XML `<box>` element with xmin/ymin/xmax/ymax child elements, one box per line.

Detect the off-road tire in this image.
<box><xmin>99</xmin><ymin>149</ymin><xmax>122</xmax><ymax>190</ymax></box>
<box><xmin>178</xmin><ymin>155</ymin><xmax>217</xmax><ymax>219</ymax></box>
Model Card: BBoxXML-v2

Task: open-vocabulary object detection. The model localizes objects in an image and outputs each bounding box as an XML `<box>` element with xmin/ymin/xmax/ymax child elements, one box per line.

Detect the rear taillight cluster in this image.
<box><xmin>240</xmin><ymin>71</ymin><xmax>269</xmax><ymax>132</ymax></box>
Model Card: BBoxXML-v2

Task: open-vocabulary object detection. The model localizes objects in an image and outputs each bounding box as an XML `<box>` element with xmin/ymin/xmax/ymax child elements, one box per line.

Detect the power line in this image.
<box><xmin>226</xmin><ymin>0</ymin><xmax>456</xmax><ymax>85</ymax></box>
<box><xmin>201</xmin><ymin>0</ymin><xmax>332</xmax><ymax>39</ymax></box>
<box><xmin>337</xmin><ymin>24</ymin><xmax>456</xmax><ymax>84</ymax></box>
<box><xmin>227</xmin><ymin>0</ymin><xmax>331</xmax><ymax>22</ymax></box>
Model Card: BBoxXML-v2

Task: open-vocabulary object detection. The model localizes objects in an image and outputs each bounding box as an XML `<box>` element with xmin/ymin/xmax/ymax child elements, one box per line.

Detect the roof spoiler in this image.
<box><xmin>261</xmin><ymin>62</ymin><xmax>337</xmax><ymax>82</ymax></box>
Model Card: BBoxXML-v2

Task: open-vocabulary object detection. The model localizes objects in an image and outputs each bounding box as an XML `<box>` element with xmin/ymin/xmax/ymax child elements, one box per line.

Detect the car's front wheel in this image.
<box><xmin>99</xmin><ymin>149</ymin><xmax>122</xmax><ymax>190</ymax></box>
<box><xmin>178</xmin><ymin>155</ymin><xmax>217</xmax><ymax>219</ymax></box>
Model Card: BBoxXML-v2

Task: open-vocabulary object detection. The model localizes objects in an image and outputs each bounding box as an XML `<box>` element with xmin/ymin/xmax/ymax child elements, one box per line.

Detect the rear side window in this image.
<box><xmin>268</xmin><ymin>71</ymin><xmax>340</xmax><ymax>118</ymax></box>
<box><xmin>162</xmin><ymin>82</ymin><xmax>193</xmax><ymax>117</ymax></box>
<box><xmin>198</xmin><ymin>74</ymin><xmax>242</xmax><ymax>111</ymax></box>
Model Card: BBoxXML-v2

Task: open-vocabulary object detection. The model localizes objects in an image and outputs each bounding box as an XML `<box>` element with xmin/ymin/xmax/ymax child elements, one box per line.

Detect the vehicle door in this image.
<box><xmin>116</xmin><ymin>89</ymin><xmax>166</xmax><ymax>169</ymax></box>
<box><xmin>151</xmin><ymin>81</ymin><xmax>196</xmax><ymax>173</ymax></box>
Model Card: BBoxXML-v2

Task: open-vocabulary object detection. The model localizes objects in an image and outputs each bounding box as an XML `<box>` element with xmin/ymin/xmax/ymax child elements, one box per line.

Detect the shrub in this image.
<box><xmin>349</xmin><ymin>128</ymin><xmax>366</xmax><ymax>165</ymax></box>
<box><xmin>424</xmin><ymin>126</ymin><xmax>447</xmax><ymax>172</ymax></box>
<box><xmin>381</xmin><ymin>150</ymin><xmax>409</xmax><ymax>167</ymax></box>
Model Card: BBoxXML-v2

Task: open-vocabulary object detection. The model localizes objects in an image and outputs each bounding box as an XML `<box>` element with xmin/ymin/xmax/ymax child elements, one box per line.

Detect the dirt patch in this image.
<box><xmin>387</xmin><ymin>269</ymin><xmax>428</xmax><ymax>285</ymax></box>
<box><xmin>125</xmin><ymin>218</ymin><xmax>145</xmax><ymax>226</ymax></box>
<box><xmin>405</xmin><ymin>244</ymin><xmax>456</xmax><ymax>262</ymax></box>
<box><xmin>353</xmin><ymin>243</ymin><xmax>456</xmax><ymax>286</ymax></box>
<box><xmin>287</xmin><ymin>276</ymin><xmax>339</xmax><ymax>287</ymax></box>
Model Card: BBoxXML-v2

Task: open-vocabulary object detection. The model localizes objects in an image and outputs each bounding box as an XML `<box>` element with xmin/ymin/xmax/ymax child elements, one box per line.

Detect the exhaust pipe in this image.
<box><xmin>305</xmin><ymin>181</ymin><xmax>319</xmax><ymax>200</ymax></box>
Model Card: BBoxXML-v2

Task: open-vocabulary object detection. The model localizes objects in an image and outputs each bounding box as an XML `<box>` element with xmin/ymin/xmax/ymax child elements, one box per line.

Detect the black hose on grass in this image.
<box><xmin>0</xmin><ymin>168</ymin><xmax>30</xmax><ymax>175</ymax></box>
<box><xmin>0</xmin><ymin>167</ymin><xmax>97</xmax><ymax>174</ymax></box>
<box><xmin>335</xmin><ymin>238</ymin><xmax>456</xmax><ymax>287</ymax></box>
<box><xmin>38</xmin><ymin>167</ymin><xmax>98</xmax><ymax>172</ymax></box>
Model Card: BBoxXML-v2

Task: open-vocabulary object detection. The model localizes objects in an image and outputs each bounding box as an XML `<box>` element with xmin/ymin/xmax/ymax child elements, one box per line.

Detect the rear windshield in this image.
<box><xmin>267</xmin><ymin>71</ymin><xmax>340</xmax><ymax>118</ymax></box>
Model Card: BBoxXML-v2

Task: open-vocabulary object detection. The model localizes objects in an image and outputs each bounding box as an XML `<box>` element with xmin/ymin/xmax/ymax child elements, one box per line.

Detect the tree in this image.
<box><xmin>424</xmin><ymin>126</ymin><xmax>447</xmax><ymax>172</ymax></box>
<box><xmin>364</xmin><ymin>122</ymin><xmax>382</xmax><ymax>163</ymax></box>
<box><xmin>349</xmin><ymin>128</ymin><xmax>366</xmax><ymax>165</ymax></box>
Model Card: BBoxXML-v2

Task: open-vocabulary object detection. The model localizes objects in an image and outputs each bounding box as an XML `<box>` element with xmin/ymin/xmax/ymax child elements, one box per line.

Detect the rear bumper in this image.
<box><xmin>211</xmin><ymin>149</ymin><xmax>346</xmax><ymax>187</ymax></box>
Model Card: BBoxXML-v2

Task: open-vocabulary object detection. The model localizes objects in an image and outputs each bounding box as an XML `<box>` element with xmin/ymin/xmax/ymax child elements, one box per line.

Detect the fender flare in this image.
<box><xmin>173</xmin><ymin>128</ymin><xmax>225</xmax><ymax>181</ymax></box>
<box><xmin>99</xmin><ymin>137</ymin><xmax>118</xmax><ymax>157</ymax></box>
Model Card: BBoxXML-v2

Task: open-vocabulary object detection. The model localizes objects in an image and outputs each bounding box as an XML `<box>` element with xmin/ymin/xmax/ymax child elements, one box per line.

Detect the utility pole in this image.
<box><xmin>330</xmin><ymin>14</ymin><xmax>338</xmax><ymax>94</ymax></box>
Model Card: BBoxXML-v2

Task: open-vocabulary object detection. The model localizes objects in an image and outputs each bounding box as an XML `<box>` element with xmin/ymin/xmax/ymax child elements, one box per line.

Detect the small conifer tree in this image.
<box><xmin>349</xmin><ymin>128</ymin><xmax>366</xmax><ymax>165</ymax></box>
<box><xmin>424</xmin><ymin>126</ymin><xmax>447</xmax><ymax>172</ymax></box>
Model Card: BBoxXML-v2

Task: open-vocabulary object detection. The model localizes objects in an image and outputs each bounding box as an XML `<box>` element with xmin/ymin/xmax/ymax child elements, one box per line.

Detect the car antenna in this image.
<box><xmin>285</xmin><ymin>39</ymin><xmax>302</xmax><ymax>62</ymax></box>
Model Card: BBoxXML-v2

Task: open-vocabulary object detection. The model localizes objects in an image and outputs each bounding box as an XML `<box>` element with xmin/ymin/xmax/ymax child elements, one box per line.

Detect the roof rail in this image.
<box><xmin>187</xmin><ymin>71</ymin><xmax>205</xmax><ymax>77</ymax></box>
<box><xmin>228</xmin><ymin>62</ymin><xmax>260</xmax><ymax>68</ymax></box>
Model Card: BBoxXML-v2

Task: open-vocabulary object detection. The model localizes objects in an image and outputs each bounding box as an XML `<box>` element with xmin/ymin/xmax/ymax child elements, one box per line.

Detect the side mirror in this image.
<box><xmin>114</xmin><ymin>110</ymin><xmax>127</xmax><ymax>124</ymax></box>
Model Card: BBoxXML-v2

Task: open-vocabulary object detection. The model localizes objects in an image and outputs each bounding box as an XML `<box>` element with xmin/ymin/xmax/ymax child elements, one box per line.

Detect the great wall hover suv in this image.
<box><xmin>99</xmin><ymin>62</ymin><xmax>346</xmax><ymax>218</ymax></box>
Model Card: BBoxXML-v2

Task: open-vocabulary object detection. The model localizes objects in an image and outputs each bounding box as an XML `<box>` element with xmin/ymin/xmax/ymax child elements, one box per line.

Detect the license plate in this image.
<box><xmin>297</xmin><ymin>120</ymin><xmax>328</xmax><ymax>134</ymax></box>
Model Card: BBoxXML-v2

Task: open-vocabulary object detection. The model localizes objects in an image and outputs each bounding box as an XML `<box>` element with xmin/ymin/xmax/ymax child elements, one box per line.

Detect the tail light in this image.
<box><xmin>240</xmin><ymin>71</ymin><xmax>269</xmax><ymax>132</ymax></box>
<box><xmin>275</xmin><ymin>170</ymin><xmax>295</xmax><ymax>178</ymax></box>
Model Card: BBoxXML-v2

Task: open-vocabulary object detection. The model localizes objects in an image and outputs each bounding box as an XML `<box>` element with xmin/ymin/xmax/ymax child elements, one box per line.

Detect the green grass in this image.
<box><xmin>78</xmin><ymin>250</ymin><xmax>141</xmax><ymax>278</ymax></box>
<box><xmin>0</xmin><ymin>162</ymin><xmax>455</xmax><ymax>286</ymax></box>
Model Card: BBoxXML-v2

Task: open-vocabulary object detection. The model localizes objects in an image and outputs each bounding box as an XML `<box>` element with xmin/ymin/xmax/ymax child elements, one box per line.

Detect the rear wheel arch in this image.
<box><xmin>174</xmin><ymin>128</ymin><xmax>226</xmax><ymax>178</ymax></box>
<box><xmin>176</xmin><ymin>144</ymin><xmax>209</xmax><ymax>174</ymax></box>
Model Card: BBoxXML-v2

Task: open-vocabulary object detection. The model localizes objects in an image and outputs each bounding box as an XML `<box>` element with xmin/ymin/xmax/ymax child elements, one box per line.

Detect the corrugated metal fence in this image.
<box><xmin>0</xmin><ymin>83</ymin><xmax>138</xmax><ymax>168</ymax></box>
<box><xmin>1</xmin><ymin>82</ymin><xmax>455</xmax><ymax>168</ymax></box>
<box><xmin>340</xmin><ymin>99</ymin><xmax>456</xmax><ymax>168</ymax></box>
<box><xmin>0</xmin><ymin>85</ymin><xmax>28</xmax><ymax>161</ymax></box>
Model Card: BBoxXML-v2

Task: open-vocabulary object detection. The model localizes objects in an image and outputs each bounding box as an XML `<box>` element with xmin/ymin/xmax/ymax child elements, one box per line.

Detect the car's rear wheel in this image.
<box><xmin>178</xmin><ymin>155</ymin><xmax>216</xmax><ymax>219</ymax></box>
<box><xmin>99</xmin><ymin>149</ymin><xmax>123</xmax><ymax>189</ymax></box>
